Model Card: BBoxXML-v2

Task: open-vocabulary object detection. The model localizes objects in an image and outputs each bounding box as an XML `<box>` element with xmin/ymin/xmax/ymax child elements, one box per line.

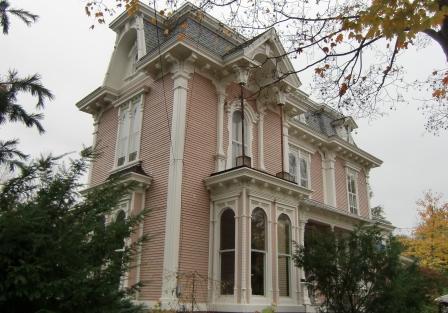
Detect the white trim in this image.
<box><xmin>161</xmin><ymin>64</ymin><xmax>192</xmax><ymax>304</ymax></box>
<box><xmin>226</xmin><ymin>100</ymin><xmax>258</xmax><ymax>170</ymax></box>
<box><xmin>257</xmin><ymin>111</ymin><xmax>266</xmax><ymax>171</ymax></box>
<box><xmin>345</xmin><ymin>168</ymin><xmax>360</xmax><ymax>216</ymax></box>
<box><xmin>288</xmin><ymin>145</ymin><xmax>311</xmax><ymax>189</ymax></box>
<box><xmin>113</xmin><ymin>94</ymin><xmax>144</xmax><ymax>169</ymax></box>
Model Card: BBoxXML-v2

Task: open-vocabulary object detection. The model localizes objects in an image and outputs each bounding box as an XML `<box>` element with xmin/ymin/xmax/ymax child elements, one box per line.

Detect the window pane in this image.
<box><xmin>278</xmin><ymin>256</ymin><xmax>290</xmax><ymax>297</ymax></box>
<box><xmin>289</xmin><ymin>153</ymin><xmax>297</xmax><ymax>181</ymax></box>
<box><xmin>128</xmin><ymin>102</ymin><xmax>142</xmax><ymax>160</ymax></box>
<box><xmin>299</xmin><ymin>157</ymin><xmax>308</xmax><ymax>187</ymax></box>
<box><xmin>251</xmin><ymin>251</ymin><xmax>265</xmax><ymax>296</ymax></box>
<box><xmin>220</xmin><ymin>251</ymin><xmax>234</xmax><ymax>295</ymax></box>
<box><xmin>117</xmin><ymin>109</ymin><xmax>129</xmax><ymax>165</ymax></box>
<box><xmin>233</xmin><ymin>111</ymin><xmax>242</xmax><ymax>142</ymax></box>
<box><xmin>220</xmin><ymin>209</ymin><xmax>235</xmax><ymax>250</ymax></box>
<box><xmin>277</xmin><ymin>214</ymin><xmax>291</xmax><ymax>254</ymax></box>
<box><xmin>251</xmin><ymin>208</ymin><xmax>266</xmax><ymax>251</ymax></box>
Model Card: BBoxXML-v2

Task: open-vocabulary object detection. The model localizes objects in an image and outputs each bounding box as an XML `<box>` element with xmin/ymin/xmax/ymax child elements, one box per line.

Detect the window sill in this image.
<box><xmin>110</xmin><ymin>159</ymin><xmax>142</xmax><ymax>175</ymax></box>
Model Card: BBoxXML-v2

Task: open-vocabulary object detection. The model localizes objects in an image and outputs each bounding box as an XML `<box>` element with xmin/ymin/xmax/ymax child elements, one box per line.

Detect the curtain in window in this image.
<box><xmin>128</xmin><ymin>98</ymin><xmax>142</xmax><ymax>162</ymax></box>
<box><xmin>277</xmin><ymin>214</ymin><xmax>291</xmax><ymax>297</ymax></box>
<box><xmin>117</xmin><ymin>108</ymin><xmax>130</xmax><ymax>166</ymax></box>
<box><xmin>299</xmin><ymin>156</ymin><xmax>308</xmax><ymax>188</ymax></box>
<box><xmin>251</xmin><ymin>208</ymin><xmax>266</xmax><ymax>296</ymax></box>
<box><xmin>289</xmin><ymin>153</ymin><xmax>297</xmax><ymax>182</ymax></box>
<box><xmin>220</xmin><ymin>209</ymin><xmax>235</xmax><ymax>295</ymax></box>
<box><xmin>347</xmin><ymin>172</ymin><xmax>358</xmax><ymax>214</ymax></box>
<box><xmin>232</xmin><ymin>110</ymin><xmax>249</xmax><ymax>167</ymax></box>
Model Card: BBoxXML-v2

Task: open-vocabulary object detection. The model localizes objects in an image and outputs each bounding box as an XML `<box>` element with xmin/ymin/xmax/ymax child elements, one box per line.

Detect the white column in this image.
<box><xmin>239</xmin><ymin>187</ymin><xmax>250</xmax><ymax>303</ymax></box>
<box><xmin>323</xmin><ymin>151</ymin><xmax>337</xmax><ymax>207</ymax></box>
<box><xmin>161</xmin><ymin>68</ymin><xmax>190</xmax><ymax>305</ymax></box>
<box><xmin>298</xmin><ymin>218</ymin><xmax>311</xmax><ymax>305</ymax></box>
<box><xmin>215</xmin><ymin>86</ymin><xmax>226</xmax><ymax>171</ymax></box>
<box><xmin>136</xmin><ymin>15</ymin><xmax>147</xmax><ymax>58</ymax></box>
<box><xmin>258</xmin><ymin>111</ymin><xmax>265</xmax><ymax>171</ymax></box>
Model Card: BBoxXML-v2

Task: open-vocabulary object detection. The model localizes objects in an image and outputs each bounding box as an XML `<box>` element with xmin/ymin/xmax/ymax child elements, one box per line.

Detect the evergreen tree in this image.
<box><xmin>0</xmin><ymin>149</ymin><xmax>147</xmax><ymax>313</ymax></box>
<box><xmin>0</xmin><ymin>1</ymin><xmax>53</xmax><ymax>169</ymax></box>
<box><xmin>294</xmin><ymin>225</ymin><xmax>431</xmax><ymax>313</ymax></box>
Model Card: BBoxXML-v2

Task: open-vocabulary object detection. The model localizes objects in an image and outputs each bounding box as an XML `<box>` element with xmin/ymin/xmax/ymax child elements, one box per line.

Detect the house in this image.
<box><xmin>76</xmin><ymin>2</ymin><xmax>390</xmax><ymax>312</ymax></box>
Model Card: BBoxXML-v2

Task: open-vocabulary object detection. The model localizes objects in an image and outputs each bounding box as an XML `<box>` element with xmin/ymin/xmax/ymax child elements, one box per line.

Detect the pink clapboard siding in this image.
<box><xmin>358</xmin><ymin>169</ymin><xmax>370</xmax><ymax>218</ymax></box>
<box><xmin>310</xmin><ymin>152</ymin><xmax>324</xmax><ymax>202</ymax></box>
<box><xmin>90</xmin><ymin>106</ymin><xmax>118</xmax><ymax>187</ymax></box>
<box><xmin>137</xmin><ymin>76</ymin><xmax>173</xmax><ymax>301</ymax></box>
<box><xmin>263</xmin><ymin>109</ymin><xmax>282</xmax><ymax>175</ymax></box>
<box><xmin>335</xmin><ymin>157</ymin><xmax>348</xmax><ymax>211</ymax></box>
<box><xmin>178</xmin><ymin>73</ymin><xmax>217</xmax><ymax>302</ymax></box>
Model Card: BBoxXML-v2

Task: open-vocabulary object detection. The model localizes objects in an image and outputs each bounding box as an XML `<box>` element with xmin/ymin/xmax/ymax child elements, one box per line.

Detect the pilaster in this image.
<box><xmin>160</xmin><ymin>57</ymin><xmax>193</xmax><ymax>306</ymax></box>
<box><xmin>322</xmin><ymin>151</ymin><xmax>337</xmax><ymax>207</ymax></box>
<box><xmin>257</xmin><ymin>110</ymin><xmax>266</xmax><ymax>171</ymax></box>
<box><xmin>298</xmin><ymin>217</ymin><xmax>311</xmax><ymax>305</ymax></box>
<box><xmin>215</xmin><ymin>85</ymin><xmax>227</xmax><ymax>171</ymax></box>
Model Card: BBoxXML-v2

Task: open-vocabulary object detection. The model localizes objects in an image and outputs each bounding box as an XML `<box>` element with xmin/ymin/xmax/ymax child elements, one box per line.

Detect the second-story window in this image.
<box><xmin>347</xmin><ymin>169</ymin><xmax>358</xmax><ymax>214</ymax></box>
<box><xmin>116</xmin><ymin>96</ymin><xmax>143</xmax><ymax>167</ymax></box>
<box><xmin>232</xmin><ymin>110</ymin><xmax>249</xmax><ymax>167</ymax></box>
<box><xmin>288</xmin><ymin>147</ymin><xmax>310</xmax><ymax>188</ymax></box>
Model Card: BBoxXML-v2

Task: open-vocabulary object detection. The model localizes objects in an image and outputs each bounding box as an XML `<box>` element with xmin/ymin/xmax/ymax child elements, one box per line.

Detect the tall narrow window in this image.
<box><xmin>220</xmin><ymin>209</ymin><xmax>235</xmax><ymax>295</ymax></box>
<box><xmin>251</xmin><ymin>208</ymin><xmax>266</xmax><ymax>296</ymax></box>
<box><xmin>115</xmin><ymin>209</ymin><xmax>127</xmax><ymax>289</ymax></box>
<box><xmin>232</xmin><ymin>110</ymin><xmax>249</xmax><ymax>167</ymax></box>
<box><xmin>289</xmin><ymin>153</ymin><xmax>297</xmax><ymax>182</ymax></box>
<box><xmin>299</xmin><ymin>154</ymin><xmax>309</xmax><ymax>188</ymax></box>
<box><xmin>347</xmin><ymin>170</ymin><xmax>358</xmax><ymax>214</ymax></box>
<box><xmin>116</xmin><ymin>96</ymin><xmax>143</xmax><ymax>167</ymax></box>
<box><xmin>288</xmin><ymin>147</ymin><xmax>310</xmax><ymax>188</ymax></box>
<box><xmin>277</xmin><ymin>214</ymin><xmax>291</xmax><ymax>297</ymax></box>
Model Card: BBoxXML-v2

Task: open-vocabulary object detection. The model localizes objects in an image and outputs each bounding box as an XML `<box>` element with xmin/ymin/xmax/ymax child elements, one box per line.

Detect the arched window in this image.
<box><xmin>220</xmin><ymin>209</ymin><xmax>235</xmax><ymax>295</ymax></box>
<box><xmin>232</xmin><ymin>110</ymin><xmax>249</xmax><ymax>167</ymax></box>
<box><xmin>277</xmin><ymin>214</ymin><xmax>292</xmax><ymax>297</ymax></box>
<box><xmin>251</xmin><ymin>208</ymin><xmax>267</xmax><ymax>296</ymax></box>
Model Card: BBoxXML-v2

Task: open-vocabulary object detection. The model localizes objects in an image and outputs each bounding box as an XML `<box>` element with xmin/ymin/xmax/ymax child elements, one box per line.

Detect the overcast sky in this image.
<box><xmin>1</xmin><ymin>0</ymin><xmax>447</xmax><ymax>232</ymax></box>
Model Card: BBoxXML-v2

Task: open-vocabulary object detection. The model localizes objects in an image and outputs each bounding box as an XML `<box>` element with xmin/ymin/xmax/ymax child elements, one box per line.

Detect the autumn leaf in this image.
<box><xmin>335</xmin><ymin>33</ymin><xmax>344</xmax><ymax>43</ymax></box>
<box><xmin>322</xmin><ymin>47</ymin><xmax>329</xmax><ymax>54</ymax></box>
<box><xmin>442</xmin><ymin>75</ymin><xmax>448</xmax><ymax>85</ymax></box>
<box><xmin>339</xmin><ymin>83</ymin><xmax>348</xmax><ymax>96</ymax></box>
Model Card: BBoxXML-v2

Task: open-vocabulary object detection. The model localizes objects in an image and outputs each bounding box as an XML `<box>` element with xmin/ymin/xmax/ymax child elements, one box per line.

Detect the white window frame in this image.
<box><xmin>288</xmin><ymin>146</ymin><xmax>311</xmax><ymax>188</ymax></box>
<box><xmin>218</xmin><ymin>208</ymin><xmax>236</xmax><ymax>296</ymax></box>
<box><xmin>277</xmin><ymin>213</ymin><xmax>292</xmax><ymax>298</ymax></box>
<box><xmin>250</xmin><ymin>207</ymin><xmax>268</xmax><ymax>298</ymax></box>
<box><xmin>346</xmin><ymin>168</ymin><xmax>359</xmax><ymax>215</ymax></box>
<box><xmin>226</xmin><ymin>101</ymin><xmax>257</xmax><ymax>170</ymax></box>
<box><xmin>115</xmin><ymin>95</ymin><xmax>144</xmax><ymax>169</ymax></box>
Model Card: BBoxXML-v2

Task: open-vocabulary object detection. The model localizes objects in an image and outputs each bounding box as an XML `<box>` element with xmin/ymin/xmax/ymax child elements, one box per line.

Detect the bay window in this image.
<box><xmin>116</xmin><ymin>96</ymin><xmax>143</xmax><ymax>167</ymax></box>
<box><xmin>251</xmin><ymin>208</ymin><xmax>267</xmax><ymax>296</ymax></box>
<box><xmin>277</xmin><ymin>214</ymin><xmax>292</xmax><ymax>297</ymax></box>
<box><xmin>220</xmin><ymin>209</ymin><xmax>235</xmax><ymax>295</ymax></box>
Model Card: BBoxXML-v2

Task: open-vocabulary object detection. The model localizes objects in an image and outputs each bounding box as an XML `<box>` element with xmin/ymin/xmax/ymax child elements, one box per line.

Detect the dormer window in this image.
<box><xmin>116</xmin><ymin>95</ymin><xmax>143</xmax><ymax>167</ymax></box>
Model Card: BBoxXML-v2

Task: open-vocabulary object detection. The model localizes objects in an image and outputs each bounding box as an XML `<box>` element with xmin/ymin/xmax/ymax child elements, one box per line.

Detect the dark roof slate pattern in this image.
<box><xmin>143</xmin><ymin>17</ymin><xmax>237</xmax><ymax>57</ymax></box>
<box><xmin>304</xmin><ymin>111</ymin><xmax>337</xmax><ymax>137</ymax></box>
